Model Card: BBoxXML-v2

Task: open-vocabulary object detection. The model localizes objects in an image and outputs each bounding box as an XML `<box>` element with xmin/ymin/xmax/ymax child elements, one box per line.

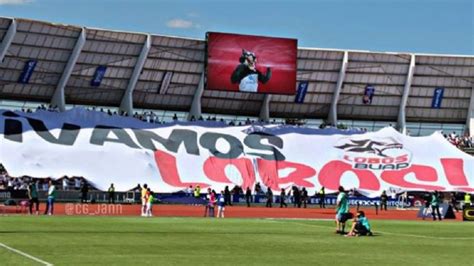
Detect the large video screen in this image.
<box><xmin>206</xmin><ymin>32</ymin><xmax>297</xmax><ymax>94</ymax></box>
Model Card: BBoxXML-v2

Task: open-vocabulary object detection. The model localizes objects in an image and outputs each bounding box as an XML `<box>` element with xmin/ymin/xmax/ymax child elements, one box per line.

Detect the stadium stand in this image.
<box><xmin>0</xmin><ymin>17</ymin><xmax>473</xmax><ymax>138</ymax></box>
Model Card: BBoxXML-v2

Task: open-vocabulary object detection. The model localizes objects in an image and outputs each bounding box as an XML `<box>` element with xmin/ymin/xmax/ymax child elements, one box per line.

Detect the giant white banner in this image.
<box><xmin>0</xmin><ymin>108</ymin><xmax>473</xmax><ymax>197</ymax></box>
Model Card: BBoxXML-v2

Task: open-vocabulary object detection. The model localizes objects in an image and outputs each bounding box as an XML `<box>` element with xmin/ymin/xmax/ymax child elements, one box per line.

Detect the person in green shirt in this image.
<box><xmin>431</xmin><ymin>191</ymin><xmax>442</xmax><ymax>221</ymax></box>
<box><xmin>146</xmin><ymin>188</ymin><xmax>154</xmax><ymax>217</ymax></box>
<box><xmin>27</xmin><ymin>180</ymin><xmax>39</xmax><ymax>215</ymax></box>
<box><xmin>108</xmin><ymin>183</ymin><xmax>115</xmax><ymax>204</ymax></box>
<box><xmin>346</xmin><ymin>211</ymin><xmax>372</xmax><ymax>237</ymax></box>
<box><xmin>335</xmin><ymin>186</ymin><xmax>350</xmax><ymax>234</ymax></box>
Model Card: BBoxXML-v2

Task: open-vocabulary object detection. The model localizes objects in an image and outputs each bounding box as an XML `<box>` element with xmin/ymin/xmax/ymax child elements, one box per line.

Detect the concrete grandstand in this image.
<box><xmin>0</xmin><ymin>17</ymin><xmax>473</xmax><ymax>136</ymax></box>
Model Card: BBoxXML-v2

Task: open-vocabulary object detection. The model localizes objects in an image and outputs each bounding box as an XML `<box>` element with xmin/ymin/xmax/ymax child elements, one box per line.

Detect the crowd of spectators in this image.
<box><xmin>16</xmin><ymin>104</ymin><xmax>373</xmax><ymax>131</ymax></box>
<box><xmin>9</xmin><ymin>104</ymin><xmax>474</xmax><ymax>153</ymax></box>
<box><xmin>19</xmin><ymin>104</ymin><xmax>60</xmax><ymax>113</ymax></box>
<box><xmin>0</xmin><ymin>164</ymin><xmax>91</xmax><ymax>192</ymax></box>
<box><xmin>443</xmin><ymin>131</ymin><xmax>473</xmax><ymax>149</ymax></box>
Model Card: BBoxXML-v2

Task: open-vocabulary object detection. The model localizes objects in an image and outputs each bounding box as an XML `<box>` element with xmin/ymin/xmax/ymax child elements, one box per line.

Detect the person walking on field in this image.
<box><xmin>319</xmin><ymin>187</ymin><xmax>326</xmax><ymax>208</ymax></box>
<box><xmin>280</xmin><ymin>188</ymin><xmax>287</xmax><ymax>208</ymax></box>
<box><xmin>44</xmin><ymin>180</ymin><xmax>56</xmax><ymax>215</ymax></box>
<box><xmin>141</xmin><ymin>184</ymin><xmax>148</xmax><ymax>216</ymax></box>
<box><xmin>301</xmin><ymin>188</ymin><xmax>308</xmax><ymax>208</ymax></box>
<box><xmin>108</xmin><ymin>183</ymin><xmax>115</xmax><ymax>204</ymax></box>
<box><xmin>431</xmin><ymin>191</ymin><xmax>442</xmax><ymax>221</ymax></box>
<box><xmin>266</xmin><ymin>188</ymin><xmax>273</xmax><ymax>208</ymax></box>
<box><xmin>380</xmin><ymin>191</ymin><xmax>388</xmax><ymax>211</ymax></box>
<box><xmin>204</xmin><ymin>188</ymin><xmax>212</xmax><ymax>217</ymax></box>
<box><xmin>27</xmin><ymin>180</ymin><xmax>39</xmax><ymax>215</ymax></box>
<box><xmin>80</xmin><ymin>180</ymin><xmax>89</xmax><ymax>203</ymax></box>
<box><xmin>245</xmin><ymin>187</ymin><xmax>252</xmax><ymax>207</ymax></box>
<box><xmin>421</xmin><ymin>192</ymin><xmax>431</xmax><ymax>220</ymax></box>
<box><xmin>217</xmin><ymin>191</ymin><xmax>225</xmax><ymax>218</ymax></box>
<box><xmin>293</xmin><ymin>186</ymin><xmax>301</xmax><ymax>208</ymax></box>
<box><xmin>450</xmin><ymin>192</ymin><xmax>459</xmax><ymax>212</ymax></box>
<box><xmin>224</xmin><ymin>186</ymin><xmax>232</xmax><ymax>206</ymax></box>
<box><xmin>194</xmin><ymin>185</ymin><xmax>201</xmax><ymax>198</ymax></box>
<box><xmin>464</xmin><ymin>193</ymin><xmax>471</xmax><ymax>207</ymax></box>
<box><xmin>146</xmin><ymin>189</ymin><xmax>154</xmax><ymax>217</ymax></box>
<box><xmin>208</xmin><ymin>190</ymin><xmax>217</xmax><ymax>217</ymax></box>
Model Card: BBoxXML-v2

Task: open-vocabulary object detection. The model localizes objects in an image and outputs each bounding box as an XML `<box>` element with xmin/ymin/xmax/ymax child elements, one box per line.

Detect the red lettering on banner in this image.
<box><xmin>257</xmin><ymin>159</ymin><xmax>316</xmax><ymax>191</ymax></box>
<box><xmin>343</xmin><ymin>155</ymin><xmax>352</xmax><ymax>162</ymax></box>
<box><xmin>318</xmin><ymin>160</ymin><xmax>380</xmax><ymax>191</ymax></box>
<box><xmin>154</xmin><ymin>150</ymin><xmax>209</xmax><ymax>188</ymax></box>
<box><xmin>203</xmin><ymin>157</ymin><xmax>256</xmax><ymax>190</ymax></box>
<box><xmin>396</xmin><ymin>154</ymin><xmax>409</xmax><ymax>163</ymax></box>
<box><xmin>381</xmin><ymin>165</ymin><xmax>444</xmax><ymax>191</ymax></box>
<box><xmin>367</xmin><ymin>158</ymin><xmax>380</xmax><ymax>164</ymax></box>
<box><xmin>441</xmin><ymin>159</ymin><xmax>474</xmax><ymax>192</ymax></box>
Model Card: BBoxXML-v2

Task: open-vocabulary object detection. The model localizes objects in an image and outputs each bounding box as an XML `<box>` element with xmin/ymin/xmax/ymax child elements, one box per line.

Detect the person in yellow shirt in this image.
<box><xmin>465</xmin><ymin>193</ymin><xmax>472</xmax><ymax>207</ymax></box>
<box><xmin>194</xmin><ymin>185</ymin><xmax>201</xmax><ymax>198</ymax></box>
<box><xmin>146</xmin><ymin>188</ymin><xmax>154</xmax><ymax>217</ymax></box>
<box><xmin>141</xmin><ymin>184</ymin><xmax>148</xmax><ymax>217</ymax></box>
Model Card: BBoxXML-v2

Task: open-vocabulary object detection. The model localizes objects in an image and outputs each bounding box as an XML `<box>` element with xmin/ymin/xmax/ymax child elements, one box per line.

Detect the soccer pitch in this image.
<box><xmin>0</xmin><ymin>216</ymin><xmax>473</xmax><ymax>265</ymax></box>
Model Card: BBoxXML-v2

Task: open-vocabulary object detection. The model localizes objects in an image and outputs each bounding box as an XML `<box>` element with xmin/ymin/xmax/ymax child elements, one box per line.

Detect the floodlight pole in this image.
<box><xmin>397</xmin><ymin>54</ymin><xmax>416</xmax><ymax>134</ymax></box>
<box><xmin>466</xmin><ymin>86</ymin><xmax>474</xmax><ymax>137</ymax></box>
<box><xmin>0</xmin><ymin>19</ymin><xmax>17</xmax><ymax>63</ymax></box>
<box><xmin>187</xmin><ymin>72</ymin><xmax>205</xmax><ymax>120</ymax></box>
<box><xmin>328</xmin><ymin>51</ymin><xmax>348</xmax><ymax>126</ymax></box>
<box><xmin>259</xmin><ymin>94</ymin><xmax>271</xmax><ymax>122</ymax></box>
<box><xmin>51</xmin><ymin>27</ymin><xmax>86</xmax><ymax>112</ymax></box>
<box><xmin>119</xmin><ymin>34</ymin><xmax>151</xmax><ymax>116</ymax></box>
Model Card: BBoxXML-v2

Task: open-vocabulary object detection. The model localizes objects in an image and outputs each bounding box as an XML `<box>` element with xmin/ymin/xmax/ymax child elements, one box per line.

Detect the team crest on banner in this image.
<box><xmin>335</xmin><ymin>136</ymin><xmax>412</xmax><ymax>170</ymax></box>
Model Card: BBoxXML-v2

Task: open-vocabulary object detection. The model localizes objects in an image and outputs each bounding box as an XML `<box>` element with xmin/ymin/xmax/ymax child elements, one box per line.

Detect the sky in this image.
<box><xmin>0</xmin><ymin>0</ymin><xmax>473</xmax><ymax>55</ymax></box>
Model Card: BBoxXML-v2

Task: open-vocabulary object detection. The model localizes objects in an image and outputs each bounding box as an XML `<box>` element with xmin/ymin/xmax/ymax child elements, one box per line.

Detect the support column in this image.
<box><xmin>396</xmin><ymin>54</ymin><xmax>416</xmax><ymax>134</ymax></box>
<box><xmin>466</xmin><ymin>86</ymin><xmax>474</xmax><ymax>137</ymax></box>
<box><xmin>51</xmin><ymin>27</ymin><xmax>86</xmax><ymax>111</ymax></box>
<box><xmin>187</xmin><ymin>72</ymin><xmax>205</xmax><ymax>120</ymax></box>
<box><xmin>259</xmin><ymin>94</ymin><xmax>271</xmax><ymax>122</ymax></box>
<box><xmin>327</xmin><ymin>51</ymin><xmax>348</xmax><ymax>126</ymax></box>
<box><xmin>0</xmin><ymin>19</ymin><xmax>17</xmax><ymax>63</ymax></box>
<box><xmin>119</xmin><ymin>34</ymin><xmax>151</xmax><ymax>115</ymax></box>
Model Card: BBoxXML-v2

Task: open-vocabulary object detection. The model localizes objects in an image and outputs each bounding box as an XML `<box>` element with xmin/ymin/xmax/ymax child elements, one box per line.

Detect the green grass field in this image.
<box><xmin>0</xmin><ymin>216</ymin><xmax>473</xmax><ymax>265</ymax></box>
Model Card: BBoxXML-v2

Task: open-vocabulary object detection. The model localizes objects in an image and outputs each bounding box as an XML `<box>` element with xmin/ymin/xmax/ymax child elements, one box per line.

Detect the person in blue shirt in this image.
<box><xmin>346</xmin><ymin>211</ymin><xmax>373</xmax><ymax>237</ymax></box>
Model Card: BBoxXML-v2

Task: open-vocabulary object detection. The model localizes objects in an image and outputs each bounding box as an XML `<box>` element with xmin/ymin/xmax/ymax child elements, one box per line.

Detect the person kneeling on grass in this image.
<box><xmin>346</xmin><ymin>211</ymin><xmax>372</xmax><ymax>237</ymax></box>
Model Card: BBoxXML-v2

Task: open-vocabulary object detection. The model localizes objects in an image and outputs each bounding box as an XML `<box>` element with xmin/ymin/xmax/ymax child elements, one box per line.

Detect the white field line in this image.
<box><xmin>374</xmin><ymin>230</ymin><xmax>474</xmax><ymax>240</ymax></box>
<box><xmin>267</xmin><ymin>219</ymin><xmax>474</xmax><ymax>240</ymax></box>
<box><xmin>0</xmin><ymin>242</ymin><xmax>53</xmax><ymax>266</ymax></box>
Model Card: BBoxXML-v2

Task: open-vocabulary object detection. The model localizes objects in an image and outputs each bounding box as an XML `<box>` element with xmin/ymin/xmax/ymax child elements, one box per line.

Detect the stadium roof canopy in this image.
<box><xmin>0</xmin><ymin>17</ymin><xmax>473</xmax><ymax>133</ymax></box>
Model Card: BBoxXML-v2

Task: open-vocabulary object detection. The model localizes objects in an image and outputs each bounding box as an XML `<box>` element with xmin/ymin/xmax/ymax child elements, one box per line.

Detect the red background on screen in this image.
<box><xmin>206</xmin><ymin>32</ymin><xmax>297</xmax><ymax>94</ymax></box>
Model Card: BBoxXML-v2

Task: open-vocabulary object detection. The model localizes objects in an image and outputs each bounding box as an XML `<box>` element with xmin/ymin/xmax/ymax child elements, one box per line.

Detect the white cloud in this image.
<box><xmin>0</xmin><ymin>0</ymin><xmax>33</xmax><ymax>5</ymax></box>
<box><xmin>166</xmin><ymin>18</ymin><xmax>198</xmax><ymax>29</ymax></box>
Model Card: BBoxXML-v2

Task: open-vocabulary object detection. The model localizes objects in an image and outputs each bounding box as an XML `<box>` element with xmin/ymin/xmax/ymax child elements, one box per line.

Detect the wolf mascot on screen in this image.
<box><xmin>230</xmin><ymin>50</ymin><xmax>272</xmax><ymax>93</ymax></box>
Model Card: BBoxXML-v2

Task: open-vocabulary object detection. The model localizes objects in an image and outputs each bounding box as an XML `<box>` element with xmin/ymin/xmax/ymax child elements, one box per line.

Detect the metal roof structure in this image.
<box><xmin>0</xmin><ymin>17</ymin><xmax>473</xmax><ymax>134</ymax></box>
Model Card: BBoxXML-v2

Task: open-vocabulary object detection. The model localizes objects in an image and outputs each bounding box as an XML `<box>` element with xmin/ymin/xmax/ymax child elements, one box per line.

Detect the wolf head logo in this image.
<box><xmin>334</xmin><ymin>137</ymin><xmax>403</xmax><ymax>157</ymax></box>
